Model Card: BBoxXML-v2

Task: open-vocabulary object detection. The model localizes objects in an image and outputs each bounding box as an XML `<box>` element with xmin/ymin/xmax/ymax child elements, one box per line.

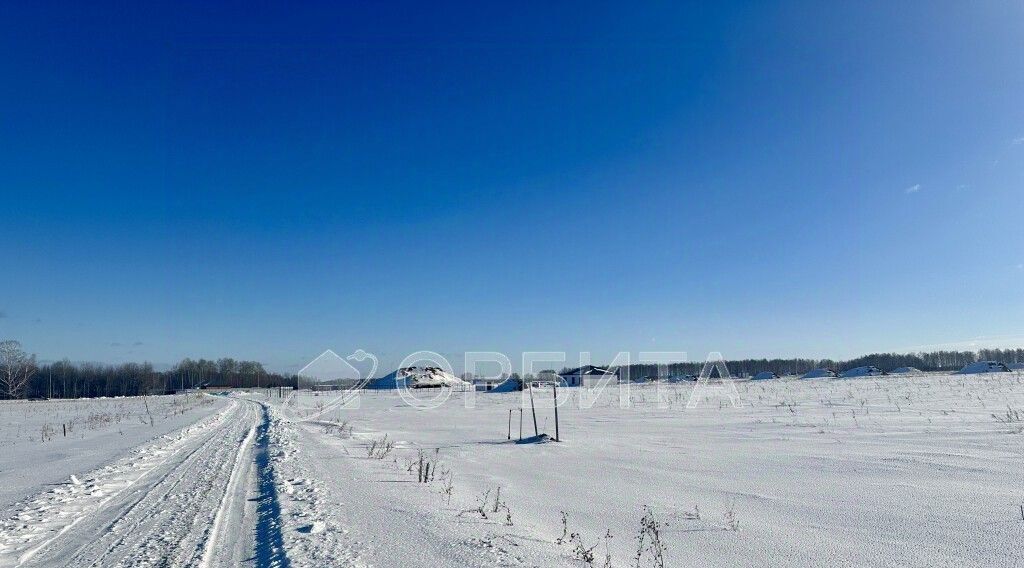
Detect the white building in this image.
<box><xmin>558</xmin><ymin>365</ymin><xmax>619</xmax><ymax>387</ymax></box>
<box><xmin>475</xmin><ymin>377</ymin><xmax>523</xmax><ymax>392</ymax></box>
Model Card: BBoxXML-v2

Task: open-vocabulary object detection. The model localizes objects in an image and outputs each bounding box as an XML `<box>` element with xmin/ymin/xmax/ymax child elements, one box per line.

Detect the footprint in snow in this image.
<box><xmin>296</xmin><ymin>521</ymin><xmax>326</xmax><ymax>534</ymax></box>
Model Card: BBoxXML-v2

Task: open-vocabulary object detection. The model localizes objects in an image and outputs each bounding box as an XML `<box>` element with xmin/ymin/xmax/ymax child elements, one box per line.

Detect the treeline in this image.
<box><xmin>20</xmin><ymin>358</ymin><xmax>298</xmax><ymax>400</ymax></box>
<box><xmin>615</xmin><ymin>349</ymin><xmax>1024</xmax><ymax>379</ymax></box>
<box><xmin>6</xmin><ymin>343</ymin><xmax>1024</xmax><ymax>400</ymax></box>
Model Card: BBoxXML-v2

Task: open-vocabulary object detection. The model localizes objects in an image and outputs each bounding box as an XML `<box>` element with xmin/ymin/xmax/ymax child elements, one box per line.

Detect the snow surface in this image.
<box><xmin>890</xmin><ymin>367</ymin><xmax>922</xmax><ymax>374</ymax></box>
<box><xmin>3</xmin><ymin>372</ymin><xmax>1024</xmax><ymax>566</ymax></box>
<box><xmin>262</xmin><ymin>372</ymin><xmax>1024</xmax><ymax>566</ymax></box>
<box><xmin>0</xmin><ymin>394</ymin><xmax>227</xmax><ymax>511</ymax></box>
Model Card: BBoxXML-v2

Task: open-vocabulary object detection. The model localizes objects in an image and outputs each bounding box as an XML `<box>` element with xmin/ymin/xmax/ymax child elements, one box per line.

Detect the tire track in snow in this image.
<box><xmin>26</xmin><ymin>399</ymin><xmax>257</xmax><ymax>567</ymax></box>
<box><xmin>200</xmin><ymin>404</ymin><xmax>259</xmax><ymax>568</ymax></box>
<box><xmin>254</xmin><ymin>402</ymin><xmax>290</xmax><ymax>568</ymax></box>
<box><xmin>0</xmin><ymin>398</ymin><xmax>277</xmax><ymax>568</ymax></box>
<box><xmin>0</xmin><ymin>398</ymin><xmax>237</xmax><ymax>567</ymax></box>
<box><xmin>3</xmin><ymin>397</ymin><xmax>299</xmax><ymax>568</ymax></box>
<box><xmin>82</xmin><ymin>402</ymin><xmax>255</xmax><ymax>566</ymax></box>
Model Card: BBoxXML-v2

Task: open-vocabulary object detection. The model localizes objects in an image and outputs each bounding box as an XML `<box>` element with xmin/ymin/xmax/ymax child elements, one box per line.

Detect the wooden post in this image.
<box><xmin>519</xmin><ymin>409</ymin><xmax>523</xmax><ymax>441</ymax></box>
<box><xmin>528</xmin><ymin>384</ymin><xmax>539</xmax><ymax>437</ymax></box>
<box><xmin>507</xmin><ymin>409</ymin><xmax>512</xmax><ymax>440</ymax></box>
<box><xmin>552</xmin><ymin>385</ymin><xmax>560</xmax><ymax>442</ymax></box>
<box><xmin>62</xmin><ymin>423</ymin><xmax>66</xmax><ymax>437</ymax></box>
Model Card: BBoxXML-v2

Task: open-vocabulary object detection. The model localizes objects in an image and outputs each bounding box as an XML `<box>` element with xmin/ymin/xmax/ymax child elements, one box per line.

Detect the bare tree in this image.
<box><xmin>0</xmin><ymin>340</ymin><xmax>37</xmax><ymax>399</ymax></box>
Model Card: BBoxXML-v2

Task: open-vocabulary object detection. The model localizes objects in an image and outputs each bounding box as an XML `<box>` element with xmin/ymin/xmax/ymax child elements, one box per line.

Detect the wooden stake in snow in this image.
<box><xmin>528</xmin><ymin>384</ymin><xmax>539</xmax><ymax>437</ymax></box>
<box><xmin>552</xmin><ymin>384</ymin><xmax>560</xmax><ymax>442</ymax></box>
<box><xmin>507</xmin><ymin>409</ymin><xmax>512</xmax><ymax>440</ymax></box>
<box><xmin>519</xmin><ymin>409</ymin><xmax>523</xmax><ymax>441</ymax></box>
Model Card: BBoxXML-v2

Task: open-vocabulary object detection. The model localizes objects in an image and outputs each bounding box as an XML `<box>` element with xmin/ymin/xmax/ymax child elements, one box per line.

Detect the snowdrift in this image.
<box><xmin>957</xmin><ymin>361</ymin><xmax>1010</xmax><ymax>374</ymax></box>
<box><xmin>839</xmin><ymin>366</ymin><xmax>884</xmax><ymax>378</ymax></box>
<box><xmin>802</xmin><ymin>368</ymin><xmax>836</xmax><ymax>379</ymax></box>
<box><xmin>366</xmin><ymin>367</ymin><xmax>472</xmax><ymax>390</ymax></box>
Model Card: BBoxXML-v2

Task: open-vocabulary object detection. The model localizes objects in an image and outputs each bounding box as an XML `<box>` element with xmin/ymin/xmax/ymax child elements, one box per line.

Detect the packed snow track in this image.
<box><xmin>0</xmin><ymin>397</ymin><xmax>275</xmax><ymax>568</ymax></box>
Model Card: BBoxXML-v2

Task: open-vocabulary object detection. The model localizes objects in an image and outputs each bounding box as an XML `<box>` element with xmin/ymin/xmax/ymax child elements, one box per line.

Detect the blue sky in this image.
<box><xmin>2</xmin><ymin>1</ymin><xmax>1022</xmax><ymax>372</ymax></box>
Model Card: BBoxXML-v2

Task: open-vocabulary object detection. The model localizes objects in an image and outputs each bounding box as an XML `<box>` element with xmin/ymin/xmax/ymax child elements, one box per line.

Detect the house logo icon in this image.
<box><xmin>285</xmin><ymin>349</ymin><xmax>378</xmax><ymax>422</ymax></box>
<box><xmin>298</xmin><ymin>349</ymin><xmax>374</xmax><ymax>383</ymax></box>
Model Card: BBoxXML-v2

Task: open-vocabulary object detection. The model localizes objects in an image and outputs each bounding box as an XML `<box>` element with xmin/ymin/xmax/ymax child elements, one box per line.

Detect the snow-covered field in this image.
<box><xmin>2</xmin><ymin>373</ymin><xmax>1023</xmax><ymax>567</ymax></box>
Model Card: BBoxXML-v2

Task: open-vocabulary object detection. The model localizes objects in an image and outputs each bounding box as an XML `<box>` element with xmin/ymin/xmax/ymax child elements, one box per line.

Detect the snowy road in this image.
<box><xmin>0</xmin><ymin>397</ymin><xmax>274</xmax><ymax>568</ymax></box>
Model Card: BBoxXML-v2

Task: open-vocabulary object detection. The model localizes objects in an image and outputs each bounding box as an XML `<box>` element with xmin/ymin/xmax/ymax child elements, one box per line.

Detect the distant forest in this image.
<box><xmin>10</xmin><ymin>356</ymin><xmax>298</xmax><ymax>400</ymax></box>
<box><xmin>617</xmin><ymin>349</ymin><xmax>1024</xmax><ymax>380</ymax></box>
<box><xmin>2</xmin><ymin>341</ymin><xmax>1024</xmax><ymax>400</ymax></box>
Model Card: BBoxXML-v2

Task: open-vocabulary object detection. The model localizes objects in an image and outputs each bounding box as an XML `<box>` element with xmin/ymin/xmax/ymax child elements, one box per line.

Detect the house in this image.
<box><xmin>493</xmin><ymin>377</ymin><xmax>525</xmax><ymax>392</ymax></box>
<box><xmin>558</xmin><ymin>365</ymin><xmax>619</xmax><ymax>387</ymax></box>
<box><xmin>474</xmin><ymin>377</ymin><xmax>524</xmax><ymax>392</ymax></box>
<box><xmin>839</xmin><ymin>366</ymin><xmax>884</xmax><ymax>378</ymax></box>
<box><xmin>752</xmin><ymin>371</ymin><xmax>779</xmax><ymax>380</ymax></box>
<box><xmin>801</xmin><ymin>368</ymin><xmax>837</xmax><ymax>379</ymax></box>
<box><xmin>957</xmin><ymin>361</ymin><xmax>1010</xmax><ymax>374</ymax></box>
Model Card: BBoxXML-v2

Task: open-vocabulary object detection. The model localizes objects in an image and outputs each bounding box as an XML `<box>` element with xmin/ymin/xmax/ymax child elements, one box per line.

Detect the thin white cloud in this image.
<box><xmin>903</xmin><ymin>334</ymin><xmax>1024</xmax><ymax>352</ymax></box>
<box><xmin>1012</xmin><ymin>136</ymin><xmax>1024</xmax><ymax>145</ymax></box>
<box><xmin>904</xmin><ymin>184</ymin><xmax>921</xmax><ymax>194</ymax></box>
